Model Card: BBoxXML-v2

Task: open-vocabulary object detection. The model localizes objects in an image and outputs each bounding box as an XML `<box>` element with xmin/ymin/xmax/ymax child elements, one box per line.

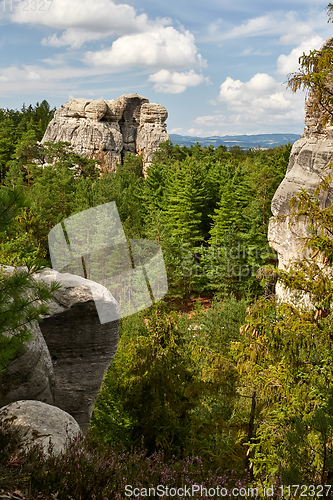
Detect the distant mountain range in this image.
<box><xmin>169</xmin><ymin>133</ymin><xmax>301</xmax><ymax>150</ymax></box>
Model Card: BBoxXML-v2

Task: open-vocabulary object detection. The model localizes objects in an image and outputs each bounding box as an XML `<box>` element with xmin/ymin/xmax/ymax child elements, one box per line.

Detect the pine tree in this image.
<box><xmin>236</xmin><ymin>165</ymin><xmax>333</xmax><ymax>483</ymax></box>
<box><xmin>0</xmin><ymin>186</ymin><xmax>59</xmax><ymax>376</ymax></box>
<box><xmin>164</xmin><ymin>158</ymin><xmax>207</xmax><ymax>246</ymax></box>
<box><xmin>288</xmin><ymin>4</ymin><xmax>333</xmax><ymax>127</ymax></box>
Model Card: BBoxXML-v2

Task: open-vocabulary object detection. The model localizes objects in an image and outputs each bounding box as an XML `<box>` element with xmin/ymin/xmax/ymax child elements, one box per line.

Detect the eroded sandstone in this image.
<box><xmin>0</xmin><ymin>400</ymin><xmax>80</xmax><ymax>456</ymax></box>
<box><xmin>35</xmin><ymin>269</ymin><xmax>119</xmax><ymax>434</ymax></box>
<box><xmin>268</xmin><ymin>37</ymin><xmax>333</xmax><ymax>304</ymax></box>
<box><xmin>42</xmin><ymin>94</ymin><xmax>170</xmax><ymax>172</ymax></box>
<box><xmin>0</xmin><ymin>320</ymin><xmax>55</xmax><ymax>408</ymax></box>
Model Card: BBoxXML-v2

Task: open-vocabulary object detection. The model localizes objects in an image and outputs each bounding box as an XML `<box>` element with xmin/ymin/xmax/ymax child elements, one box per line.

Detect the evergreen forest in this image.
<box><xmin>1</xmin><ymin>97</ymin><xmax>333</xmax><ymax>498</ymax></box>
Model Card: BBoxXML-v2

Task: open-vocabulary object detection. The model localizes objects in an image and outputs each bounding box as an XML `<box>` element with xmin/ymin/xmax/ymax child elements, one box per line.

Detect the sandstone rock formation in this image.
<box><xmin>0</xmin><ymin>400</ymin><xmax>80</xmax><ymax>456</ymax></box>
<box><xmin>34</xmin><ymin>269</ymin><xmax>119</xmax><ymax>434</ymax></box>
<box><xmin>42</xmin><ymin>94</ymin><xmax>170</xmax><ymax>172</ymax></box>
<box><xmin>268</xmin><ymin>37</ymin><xmax>333</xmax><ymax>303</ymax></box>
<box><xmin>0</xmin><ymin>266</ymin><xmax>119</xmax><ymax>434</ymax></box>
<box><xmin>0</xmin><ymin>320</ymin><xmax>55</xmax><ymax>408</ymax></box>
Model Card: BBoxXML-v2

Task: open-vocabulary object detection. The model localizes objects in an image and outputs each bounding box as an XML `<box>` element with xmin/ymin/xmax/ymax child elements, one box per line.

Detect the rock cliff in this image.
<box><xmin>42</xmin><ymin>94</ymin><xmax>169</xmax><ymax>172</ymax></box>
<box><xmin>268</xmin><ymin>37</ymin><xmax>333</xmax><ymax>303</ymax></box>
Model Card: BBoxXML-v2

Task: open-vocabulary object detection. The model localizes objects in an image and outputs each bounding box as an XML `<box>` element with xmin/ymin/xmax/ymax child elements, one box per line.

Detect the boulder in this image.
<box><xmin>268</xmin><ymin>36</ymin><xmax>333</xmax><ymax>303</ymax></box>
<box><xmin>0</xmin><ymin>400</ymin><xmax>80</xmax><ymax>456</ymax></box>
<box><xmin>42</xmin><ymin>94</ymin><xmax>169</xmax><ymax>172</ymax></box>
<box><xmin>85</xmin><ymin>98</ymin><xmax>108</xmax><ymax>121</ymax></box>
<box><xmin>34</xmin><ymin>269</ymin><xmax>119</xmax><ymax>434</ymax></box>
<box><xmin>0</xmin><ymin>320</ymin><xmax>55</xmax><ymax>408</ymax></box>
<box><xmin>0</xmin><ymin>266</ymin><xmax>55</xmax><ymax>408</ymax></box>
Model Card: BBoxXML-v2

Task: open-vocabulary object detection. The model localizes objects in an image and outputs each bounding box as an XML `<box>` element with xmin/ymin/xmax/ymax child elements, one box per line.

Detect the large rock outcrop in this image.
<box><xmin>35</xmin><ymin>269</ymin><xmax>119</xmax><ymax>434</ymax></box>
<box><xmin>268</xmin><ymin>37</ymin><xmax>333</xmax><ymax>303</ymax></box>
<box><xmin>0</xmin><ymin>267</ymin><xmax>119</xmax><ymax>434</ymax></box>
<box><xmin>42</xmin><ymin>94</ymin><xmax>170</xmax><ymax>172</ymax></box>
<box><xmin>0</xmin><ymin>400</ymin><xmax>80</xmax><ymax>456</ymax></box>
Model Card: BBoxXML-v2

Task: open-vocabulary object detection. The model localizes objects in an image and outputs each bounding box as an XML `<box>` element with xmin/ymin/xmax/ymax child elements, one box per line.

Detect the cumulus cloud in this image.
<box><xmin>218</xmin><ymin>73</ymin><xmax>280</xmax><ymax>106</ymax></box>
<box><xmin>9</xmin><ymin>0</ymin><xmax>206</xmax><ymax>90</ymax></box>
<box><xmin>12</xmin><ymin>0</ymin><xmax>164</xmax><ymax>48</ymax></box>
<box><xmin>277</xmin><ymin>35</ymin><xmax>324</xmax><ymax>75</ymax></box>
<box><xmin>148</xmin><ymin>69</ymin><xmax>207</xmax><ymax>93</ymax></box>
<box><xmin>84</xmin><ymin>27</ymin><xmax>205</xmax><ymax>71</ymax></box>
<box><xmin>199</xmin><ymin>72</ymin><xmax>305</xmax><ymax>134</ymax></box>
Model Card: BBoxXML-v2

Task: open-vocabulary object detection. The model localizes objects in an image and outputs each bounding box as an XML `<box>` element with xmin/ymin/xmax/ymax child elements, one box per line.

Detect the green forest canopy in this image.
<box><xmin>2</xmin><ymin>88</ymin><xmax>333</xmax><ymax>490</ymax></box>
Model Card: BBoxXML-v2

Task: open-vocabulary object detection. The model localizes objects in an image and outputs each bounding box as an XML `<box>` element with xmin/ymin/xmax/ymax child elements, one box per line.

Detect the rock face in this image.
<box><xmin>0</xmin><ymin>320</ymin><xmax>55</xmax><ymax>408</ymax></box>
<box><xmin>0</xmin><ymin>400</ymin><xmax>80</xmax><ymax>456</ymax></box>
<box><xmin>268</xmin><ymin>37</ymin><xmax>333</xmax><ymax>303</ymax></box>
<box><xmin>42</xmin><ymin>94</ymin><xmax>170</xmax><ymax>172</ymax></box>
<box><xmin>35</xmin><ymin>269</ymin><xmax>119</xmax><ymax>434</ymax></box>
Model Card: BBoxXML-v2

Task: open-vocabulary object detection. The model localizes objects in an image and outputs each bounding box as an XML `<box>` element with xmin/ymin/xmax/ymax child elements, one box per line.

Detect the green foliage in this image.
<box><xmin>288</xmin><ymin>7</ymin><xmax>333</xmax><ymax>127</ymax></box>
<box><xmin>0</xmin><ymin>186</ymin><xmax>59</xmax><ymax>376</ymax></box>
<box><xmin>0</xmin><ymin>101</ymin><xmax>55</xmax><ymax>184</ymax></box>
<box><xmin>234</xmin><ymin>161</ymin><xmax>333</xmax><ymax>484</ymax></box>
<box><xmin>91</xmin><ymin>296</ymin><xmax>249</xmax><ymax>473</ymax></box>
<box><xmin>0</xmin><ymin>100</ymin><xmax>301</xmax><ymax>487</ymax></box>
<box><xmin>92</xmin><ymin>306</ymin><xmax>200</xmax><ymax>456</ymax></box>
<box><xmin>0</xmin><ymin>422</ymin><xmax>254</xmax><ymax>499</ymax></box>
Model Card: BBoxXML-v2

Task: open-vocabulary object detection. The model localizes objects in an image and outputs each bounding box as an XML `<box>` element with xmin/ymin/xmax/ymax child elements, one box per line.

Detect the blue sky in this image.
<box><xmin>0</xmin><ymin>0</ymin><xmax>332</xmax><ymax>136</ymax></box>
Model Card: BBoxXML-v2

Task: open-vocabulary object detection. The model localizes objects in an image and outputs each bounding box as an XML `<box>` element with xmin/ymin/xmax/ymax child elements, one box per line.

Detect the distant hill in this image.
<box><xmin>169</xmin><ymin>133</ymin><xmax>301</xmax><ymax>150</ymax></box>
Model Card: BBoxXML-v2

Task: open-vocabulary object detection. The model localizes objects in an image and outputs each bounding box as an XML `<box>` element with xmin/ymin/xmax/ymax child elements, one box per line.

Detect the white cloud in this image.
<box><xmin>194</xmin><ymin>107</ymin><xmax>303</xmax><ymax>134</ymax></box>
<box><xmin>169</xmin><ymin>128</ymin><xmax>184</xmax><ymax>134</ymax></box>
<box><xmin>240</xmin><ymin>47</ymin><xmax>271</xmax><ymax>56</ymax></box>
<box><xmin>0</xmin><ymin>64</ymin><xmax>121</xmax><ymax>96</ymax></box>
<box><xmin>10</xmin><ymin>0</ymin><xmax>207</xmax><ymax>85</ymax></box>
<box><xmin>200</xmin><ymin>72</ymin><xmax>305</xmax><ymax>134</ymax></box>
<box><xmin>206</xmin><ymin>10</ymin><xmax>328</xmax><ymax>44</ymax></box>
<box><xmin>218</xmin><ymin>73</ymin><xmax>279</xmax><ymax>105</ymax></box>
<box><xmin>12</xmin><ymin>0</ymin><xmax>170</xmax><ymax>48</ymax></box>
<box><xmin>148</xmin><ymin>69</ymin><xmax>206</xmax><ymax>94</ymax></box>
<box><xmin>42</xmin><ymin>30</ymin><xmax>103</xmax><ymax>48</ymax></box>
<box><xmin>221</xmin><ymin>15</ymin><xmax>276</xmax><ymax>39</ymax></box>
<box><xmin>85</xmin><ymin>27</ymin><xmax>205</xmax><ymax>71</ymax></box>
<box><xmin>187</xmin><ymin>128</ymin><xmax>209</xmax><ymax>136</ymax></box>
<box><xmin>276</xmin><ymin>35</ymin><xmax>324</xmax><ymax>75</ymax></box>
<box><xmin>27</xmin><ymin>71</ymin><xmax>41</xmax><ymax>80</ymax></box>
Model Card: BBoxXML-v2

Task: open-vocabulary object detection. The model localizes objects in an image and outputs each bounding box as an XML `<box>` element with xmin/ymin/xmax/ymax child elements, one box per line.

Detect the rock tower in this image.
<box><xmin>42</xmin><ymin>94</ymin><xmax>169</xmax><ymax>172</ymax></box>
<box><xmin>268</xmin><ymin>37</ymin><xmax>333</xmax><ymax>302</ymax></box>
